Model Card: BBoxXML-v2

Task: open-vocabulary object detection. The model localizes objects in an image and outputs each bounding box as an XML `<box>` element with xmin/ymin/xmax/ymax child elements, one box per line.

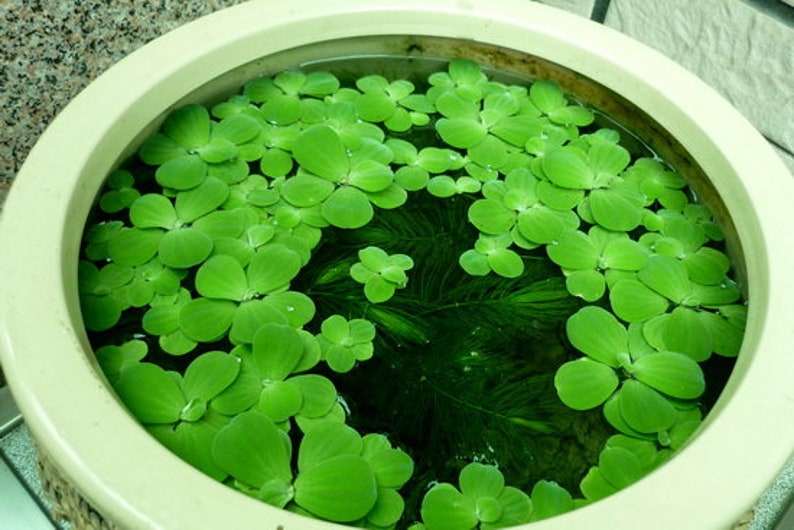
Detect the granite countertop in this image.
<box><xmin>0</xmin><ymin>0</ymin><xmax>245</xmax><ymax>206</ymax></box>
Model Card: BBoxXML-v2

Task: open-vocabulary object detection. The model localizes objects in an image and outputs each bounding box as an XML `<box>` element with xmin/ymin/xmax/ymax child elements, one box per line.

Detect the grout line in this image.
<box><xmin>0</xmin><ymin>450</ymin><xmax>56</xmax><ymax>528</ymax></box>
<box><xmin>764</xmin><ymin>136</ymin><xmax>794</xmax><ymax>158</ymax></box>
<box><xmin>739</xmin><ymin>0</ymin><xmax>794</xmax><ymax>25</ymax></box>
<box><xmin>590</xmin><ymin>0</ymin><xmax>612</xmax><ymax>23</ymax></box>
<box><xmin>0</xmin><ymin>386</ymin><xmax>23</xmax><ymax>438</ymax></box>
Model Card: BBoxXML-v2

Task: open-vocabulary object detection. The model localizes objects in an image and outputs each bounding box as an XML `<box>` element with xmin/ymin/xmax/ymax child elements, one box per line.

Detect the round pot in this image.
<box><xmin>1</xmin><ymin>1</ymin><xmax>792</xmax><ymax>528</ymax></box>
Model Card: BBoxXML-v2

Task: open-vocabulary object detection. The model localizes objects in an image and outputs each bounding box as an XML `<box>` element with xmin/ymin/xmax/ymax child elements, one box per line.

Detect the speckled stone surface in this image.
<box><xmin>0</xmin><ymin>0</ymin><xmax>244</xmax><ymax>206</ymax></box>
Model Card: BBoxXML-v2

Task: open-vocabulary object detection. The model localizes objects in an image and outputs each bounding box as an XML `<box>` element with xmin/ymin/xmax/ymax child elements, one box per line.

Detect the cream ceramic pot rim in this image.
<box><xmin>1</xmin><ymin>1</ymin><xmax>792</xmax><ymax>529</ymax></box>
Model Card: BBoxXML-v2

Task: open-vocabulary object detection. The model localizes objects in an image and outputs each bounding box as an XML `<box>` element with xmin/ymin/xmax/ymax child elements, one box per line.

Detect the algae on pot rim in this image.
<box><xmin>2</xmin><ymin>1</ymin><xmax>792</xmax><ymax>529</ymax></box>
<box><xmin>79</xmin><ymin>57</ymin><xmax>745</xmax><ymax>529</ymax></box>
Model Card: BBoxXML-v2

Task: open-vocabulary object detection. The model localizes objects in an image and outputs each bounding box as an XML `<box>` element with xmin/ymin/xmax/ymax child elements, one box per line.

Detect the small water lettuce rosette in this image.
<box><xmin>79</xmin><ymin>58</ymin><xmax>745</xmax><ymax>529</ymax></box>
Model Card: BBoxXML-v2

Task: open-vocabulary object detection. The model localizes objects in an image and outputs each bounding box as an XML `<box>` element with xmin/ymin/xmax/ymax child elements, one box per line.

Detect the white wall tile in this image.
<box><xmin>605</xmin><ymin>0</ymin><xmax>794</xmax><ymax>152</ymax></box>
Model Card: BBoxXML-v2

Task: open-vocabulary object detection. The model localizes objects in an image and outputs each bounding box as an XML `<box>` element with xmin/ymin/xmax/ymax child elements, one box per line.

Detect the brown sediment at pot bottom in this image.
<box><xmin>36</xmin><ymin>445</ymin><xmax>115</xmax><ymax>530</ymax></box>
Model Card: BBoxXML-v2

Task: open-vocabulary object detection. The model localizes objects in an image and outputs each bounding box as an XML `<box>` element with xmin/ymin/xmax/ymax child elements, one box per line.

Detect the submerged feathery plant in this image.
<box><xmin>79</xmin><ymin>58</ymin><xmax>745</xmax><ymax>529</ymax></box>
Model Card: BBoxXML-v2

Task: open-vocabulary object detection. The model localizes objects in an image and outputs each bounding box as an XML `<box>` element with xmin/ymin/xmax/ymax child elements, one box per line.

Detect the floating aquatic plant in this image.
<box><xmin>79</xmin><ymin>58</ymin><xmax>745</xmax><ymax>529</ymax></box>
<box><xmin>350</xmin><ymin>246</ymin><xmax>414</xmax><ymax>303</ymax></box>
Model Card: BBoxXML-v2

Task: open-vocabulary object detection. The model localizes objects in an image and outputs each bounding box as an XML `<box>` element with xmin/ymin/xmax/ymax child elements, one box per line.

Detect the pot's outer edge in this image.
<box><xmin>0</xmin><ymin>1</ymin><xmax>792</xmax><ymax>529</ymax></box>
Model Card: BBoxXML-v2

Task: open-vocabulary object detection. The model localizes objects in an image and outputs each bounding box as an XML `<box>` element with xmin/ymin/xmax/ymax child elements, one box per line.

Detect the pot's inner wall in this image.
<box><xmin>115</xmin><ymin>34</ymin><xmax>746</xmax><ymax>293</ymax></box>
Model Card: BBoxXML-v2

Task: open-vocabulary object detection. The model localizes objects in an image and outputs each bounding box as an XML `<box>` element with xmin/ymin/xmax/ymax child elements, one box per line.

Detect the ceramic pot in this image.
<box><xmin>1</xmin><ymin>1</ymin><xmax>792</xmax><ymax>528</ymax></box>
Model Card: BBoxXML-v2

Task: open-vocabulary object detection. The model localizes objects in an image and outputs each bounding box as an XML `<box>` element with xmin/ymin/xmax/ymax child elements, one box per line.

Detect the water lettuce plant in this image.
<box><xmin>79</xmin><ymin>58</ymin><xmax>745</xmax><ymax>528</ymax></box>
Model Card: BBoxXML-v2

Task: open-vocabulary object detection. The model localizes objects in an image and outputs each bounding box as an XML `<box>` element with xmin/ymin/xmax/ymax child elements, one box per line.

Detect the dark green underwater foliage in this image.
<box><xmin>80</xmin><ymin>59</ymin><xmax>745</xmax><ymax>529</ymax></box>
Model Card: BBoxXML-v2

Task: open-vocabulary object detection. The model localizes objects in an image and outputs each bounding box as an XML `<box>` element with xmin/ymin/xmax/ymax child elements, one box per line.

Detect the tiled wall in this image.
<box><xmin>541</xmin><ymin>0</ymin><xmax>794</xmax><ymax>174</ymax></box>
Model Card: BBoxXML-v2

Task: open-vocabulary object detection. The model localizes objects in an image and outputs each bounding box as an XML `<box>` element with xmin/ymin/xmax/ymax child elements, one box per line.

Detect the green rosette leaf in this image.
<box><xmin>348</xmin><ymin>160</ymin><xmax>394</xmax><ymax>192</ymax></box>
<box><xmin>394</xmin><ymin>166</ymin><xmax>430</xmax><ymax>191</ymax></box>
<box><xmin>174</xmin><ymin>177</ymin><xmax>229</xmax><ymax>223</ymax></box>
<box><xmin>554</xmin><ymin>358</ymin><xmax>619</xmax><ymax>410</ymax></box>
<box><xmin>301</xmin><ymin>71</ymin><xmax>340</xmax><ymax>96</ymax></box>
<box><xmin>366</xmin><ymin>183</ymin><xmax>408</xmax><ymax>210</ymax></box>
<box><xmin>468</xmin><ymin>199</ymin><xmax>515</xmax><ymax>235</ymax></box>
<box><xmin>179</xmin><ymin>298</ymin><xmax>236</xmax><ymax>342</ymax></box>
<box><xmin>294</xmin><ymin>455</ymin><xmax>378</xmax><ymax>522</ymax></box>
<box><xmin>601</xmin><ymin>238</ymin><xmax>649</xmax><ymax>271</ymax></box>
<box><xmin>192</xmin><ymin>209</ymin><xmax>247</xmax><ymax>239</ymax></box>
<box><xmin>155</xmin><ymin>154</ymin><xmax>207</xmax><ymax>190</ymax></box>
<box><xmin>589</xmin><ymin>184</ymin><xmax>644</xmax><ymax>232</ymax></box>
<box><xmin>638</xmin><ymin>254</ymin><xmax>691</xmax><ymax>303</ymax></box>
<box><xmin>427</xmin><ymin>176</ymin><xmax>459</xmax><ymax>198</ymax></box>
<box><xmin>546</xmin><ymin>230</ymin><xmax>599</xmax><ymax>270</ymax></box>
<box><xmin>114</xmin><ymin>362</ymin><xmax>184</xmax><ymax>424</ymax></box>
<box><xmin>618</xmin><ymin>380</ymin><xmax>677</xmax><ymax>434</ymax></box>
<box><xmin>459</xmin><ymin>462</ymin><xmax>505</xmax><ymax>499</ymax></box>
<box><xmin>565</xmin><ymin>269</ymin><xmax>606</xmax><ymax>302</ymax></box>
<box><xmin>536</xmin><ymin>180</ymin><xmax>585</xmax><ymax>211</ymax></box>
<box><xmin>139</xmin><ymin>133</ymin><xmax>184</xmax><ymax>165</ymax></box>
<box><xmin>366</xmin><ymin>488</ymin><xmax>406</xmax><ymax>527</ymax></box>
<box><xmin>420</xmin><ymin>483</ymin><xmax>478</xmax><ymax>530</ymax></box>
<box><xmin>698</xmin><ymin>310</ymin><xmax>744</xmax><ymax>357</ymax></box>
<box><xmin>598</xmin><ymin>446</ymin><xmax>643</xmax><ymax>489</ymax></box>
<box><xmin>365</xmin><ymin>446</ymin><xmax>414</xmax><ymax>489</ymax></box>
<box><xmin>293</xmin><ymin>125</ymin><xmax>349</xmax><ymax>181</ymax></box>
<box><xmin>212</xmin><ymin>113</ymin><xmax>261</xmax><ymax>144</ymax></box>
<box><xmin>630</xmin><ymin>351</ymin><xmax>705</xmax><ymax>400</ymax></box>
<box><xmin>298</xmin><ymin>422</ymin><xmax>363</xmax><ymax>473</ymax></box>
<box><xmin>261</xmin><ymin>291</ymin><xmax>316</xmax><ymax>328</ymax></box>
<box><xmin>565</xmin><ymin>306</ymin><xmax>626</xmax><ymax>367</ymax></box>
<box><xmin>158</xmin><ymin>228</ymin><xmax>213</xmax><ymax>269</ymax></box>
<box><xmin>435</xmin><ymin>118</ymin><xmax>488</xmax><ymax>149</ymax></box>
<box><xmin>356</xmin><ymin>92</ymin><xmax>397</xmax><ymax>122</ymax></box>
<box><xmin>662</xmin><ymin>307</ymin><xmax>713</xmax><ymax>361</ymax></box>
<box><xmin>290</xmin><ymin>374</ymin><xmax>337</xmax><ymax>418</ymax></box>
<box><xmin>580</xmin><ymin>467</ymin><xmax>618</xmax><ymax>502</ymax></box>
<box><xmin>159</xmin><ymin>331</ymin><xmax>197</xmax><ymax>357</ymax></box>
<box><xmin>142</xmin><ymin>303</ymin><xmax>180</xmax><ymax>335</ymax></box>
<box><xmin>459</xmin><ymin>249</ymin><xmax>491</xmax><ymax>276</ymax></box>
<box><xmin>229</xmin><ymin>300</ymin><xmax>290</xmax><ymax>345</ymax></box>
<box><xmin>80</xmin><ymin>294</ymin><xmax>124</xmax><ymax>332</ymax></box>
<box><xmin>487</xmin><ymin>248</ymin><xmax>524</xmax><ymax>278</ymax></box>
<box><xmin>468</xmin><ymin>135</ymin><xmax>508</xmax><ymax>169</ymax></box>
<box><xmin>364</xmin><ymin>274</ymin><xmax>397</xmax><ymax>304</ymax></box>
<box><xmin>280</xmin><ymin>174</ymin><xmax>335</xmax><ymax>207</ymax></box>
<box><xmin>542</xmin><ymin>147</ymin><xmax>593</xmax><ymax>189</ymax></box>
<box><xmin>516</xmin><ymin>206</ymin><xmax>577</xmax><ymax>245</ymax></box>
<box><xmin>197</xmin><ymin>138</ymin><xmax>237</xmax><ymax>164</ymax></box>
<box><xmin>490</xmin><ymin>115</ymin><xmax>545</xmax><ymax>147</ymax></box>
<box><xmin>251</xmin><ymin>323</ymin><xmax>305</xmax><ymax>381</ymax></box>
<box><xmin>148</xmin><ymin>413</ymin><xmax>230</xmax><ymax>481</ymax></box>
<box><xmin>260</xmin><ymin>148</ymin><xmax>294</xmax><ymax>178</ymax></box>
<box><xmin>211</xmin><ymin>410</ymin><xmax>293</xmax><ymax>488</ymax></box>
<box><xmin>163</xmin><ymin>104</ymin><xmax>211</xmax><ymax>150</ymax></box>
<box><xmin>530</xmin><ymin>481</ymin><xmax>574</xmax><ymax>522</ymax></box>
<box><xmin>321</xmin><ymin>186</ymin><xmax>374</xmax><ymax>229</ymax></box>
<box><xmin>257</xmin><ymin>380</ymin><xmax>303</xmax><ymax>422</ymax></box>
<box><xmin>589</xmin><ymin>142</ymin><xmax>631</xmax><ymax>177</ymax></box>
<box><xmin>129</xmin><ymin>194</ymin><xmax>177</xmax><ymax>229</ymax></box>
<box><xmin>262</xmin><ymin>94</ymin><xmax>302</xmax><ymax>125</ymax></box>
<box><xmin>195</xmin><ymin>255</ymin><xmax>248</xmax><ymax>301</ymax></box>
<box><xmin>529</xmin><ymin>80</ymin><xmax>566</xmax><ymax>114</ymax></box>
<box><xmin>247</xmin><ymin>244</ymin><xmax>303</xmax><ymax>295</ymax></box>
<box><xmin>684</xmin><ymin>247</ymin><xmax>731</xmax><ymax>285</ymax></box>
<box><xmin>609</xmin><ymin>279</ymin><xmax>669</xmax><ymax>322</ymax></box>
<box><xmin>182</xmin><ymin>350</ymin><xmax>240</xmax><ymax>401</ymax></box>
